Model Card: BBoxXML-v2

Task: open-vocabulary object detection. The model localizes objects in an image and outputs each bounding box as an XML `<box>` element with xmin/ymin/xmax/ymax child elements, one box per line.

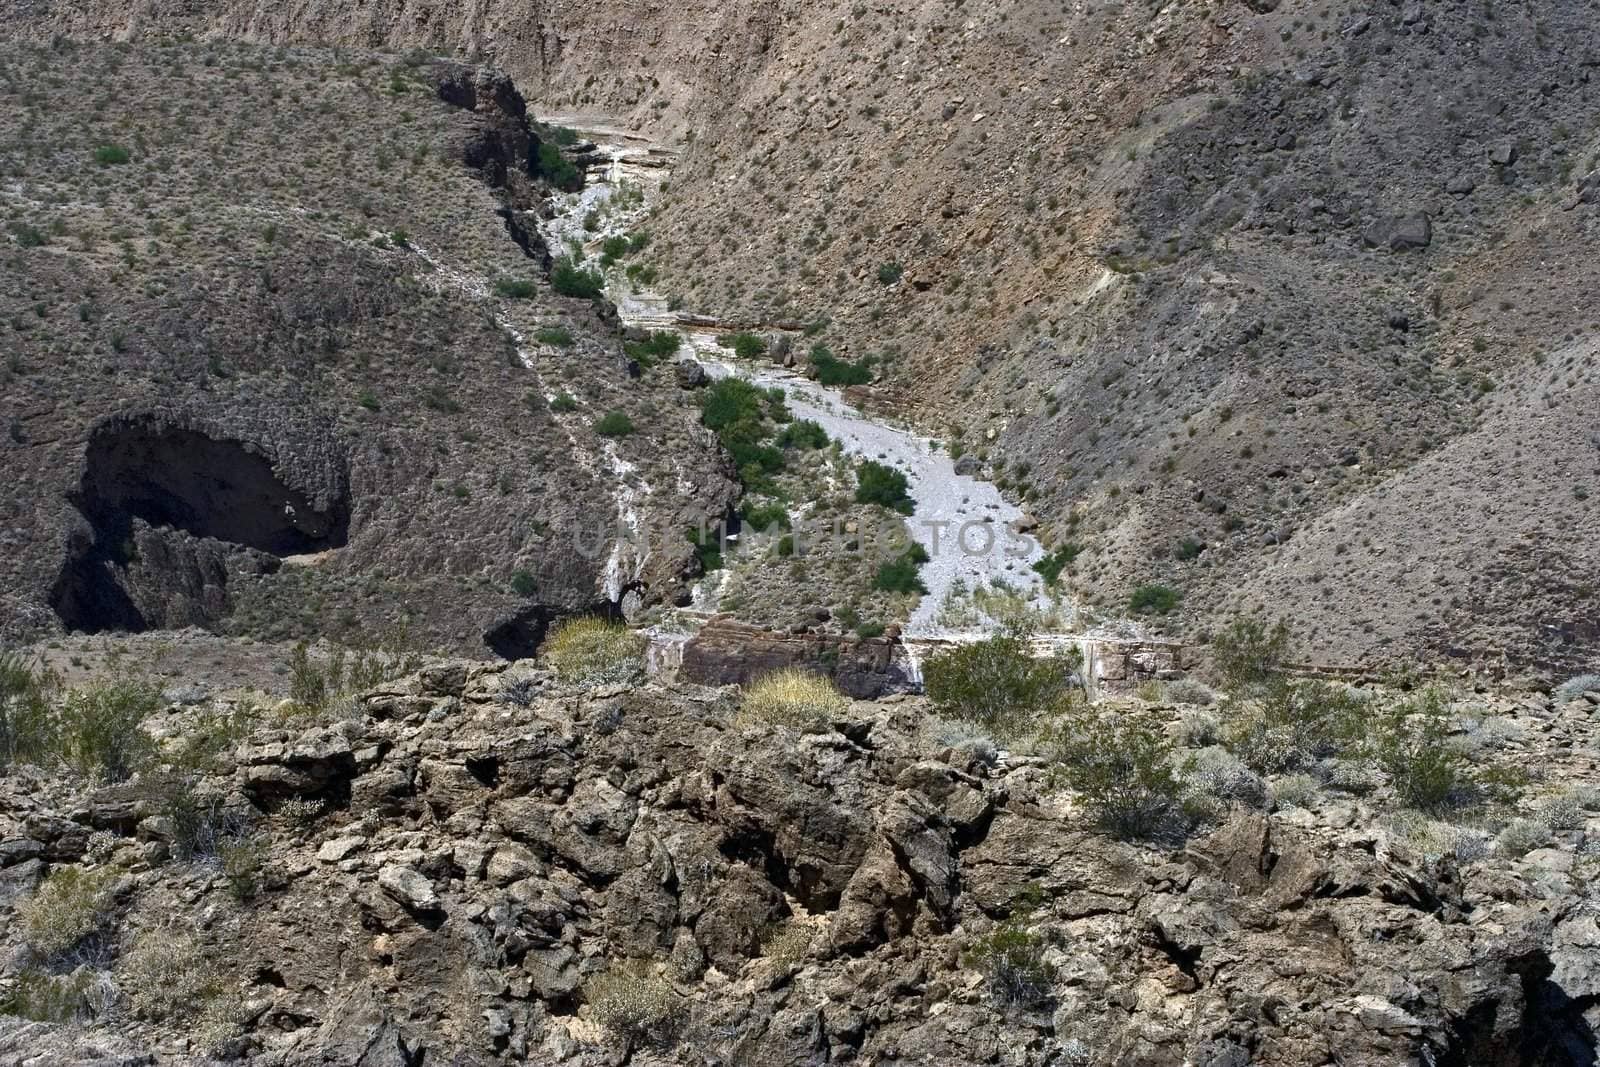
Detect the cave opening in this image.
<box><xmin>50</xmin><ymin>420</ymin><xmax>350</xmax><ymax>633</ymax></box>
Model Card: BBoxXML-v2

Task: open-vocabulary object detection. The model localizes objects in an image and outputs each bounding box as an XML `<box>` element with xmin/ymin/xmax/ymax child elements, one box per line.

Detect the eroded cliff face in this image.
<box><xmin>3</xmin><ymin>664</ymin><xmax>1599</xmax><ymax>1065</ymax></box>
<box><xmin>0</xmin><ymin>41</ymin><xmax>737</xmax><ymax>652</ymax></box>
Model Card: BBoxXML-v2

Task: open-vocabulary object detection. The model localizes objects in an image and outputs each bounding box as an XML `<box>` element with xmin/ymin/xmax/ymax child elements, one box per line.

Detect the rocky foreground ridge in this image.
<box><xmin>0</xmin><ymin>661</ymin><xmax>1598</xmax><ymax>1065</ymax></box>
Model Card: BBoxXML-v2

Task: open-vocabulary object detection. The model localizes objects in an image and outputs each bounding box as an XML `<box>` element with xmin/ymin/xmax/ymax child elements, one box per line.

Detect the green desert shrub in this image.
<box><xmin>1031</xmin><ymin>544</ymin><xmax>1081</xmax><ymax>586</ymax></box>
<box><xmin>809</xmin><ymin>344</ymin><xmax>873</xmax><ymax>386</ymax></box>
<box><xmin>873</xmin><ymin>543</ymin><xmax>930</xmax><ymax>594</ymax></box>
<box><xmin>1222</xmin><ymin>678</ymin><xmax>1361</xmax><ymax>775</ymax></box>
<box><xmin>1209</xmin><ymin>618</ymin><xmax>1291</xmax><ymax>691</ymax></box>
<box><xmin>0</xmin><ymin>650</ymin><xmax>57</xmax><ymax>769</ymax></box>
<box><xmin>1129</xmin><ymin>583</ymin><xmax>1181</xmax><ymax>615</ymax></box>
<box><xmin>93</xmin><ymin>144</ymin><xmax>131</xmax><ymax>166</ymax></box>
<box><xmin>777</xmin><ymin>419</ymin><xmax>829</xmax><ymax>450</ymax></box>
<box><xmin>717</xmin><ymin>331</ymin><xmax>768</xmax><ymax>360</ymax></box>
<box><xmin>535</xmin><ymin>142</ymin><xmax>580</xmax><ymax>188</ymax></box>
<box><xmin>737</xmin><ymin>668</ymin><xmax>848</xmax><ymax>729</ymax></box>
<box><xmin>855</xmin><ymin>459</ymin><xmax>913</xmax><ymax>513</ymax></box>
<box><xmin>494</xmin><ymin>277</ymin><xmax>536</xmax><ymax>299</ymax></box>
<box><xmin>923</xmin><ymin>624</ymin><xmax>1079</xmax><ymax>736</ymax></box>
<box><xmin>963</xmin><ymin>922</ymin><xmax>1055</xmax><ymax>1008</ymax></box>
<box><xmin>740</xmin><ymin>501</ymin><xmax>790</xmax><ymax>533</ymax></box>
<box><xmin>535</xmin><ymin>325</ymin><xmax>575</xmax><ymax>347</ymax></box>
<box><xmin>1365</xmin><ymin>689</ymin><xmax>1472</xmax><ymax>813</ymax></box>
<box><xmin>544</xmin><ymin>618</ymin><xmax>646</xmax><ymax>686</ymax></box>
<box><xmin>551</xmin><ymin>258</ymin><xmax>604</xmax><ymax>299</ymax></box>
<box><xmin>593</xmin><ymin>410</ymin><xmax>635</xmax><ymax>436</ymax></box>
<box><xmin>550</xmin><ymin>392</ymin><xmax>579</xmax><ymax>412</ymax></box>
<box><xmin>120</xmin><ymin>927</ymin><xmax>240</xmax><ymax>1049</ymax></box>
<box><xmin>876</xmin><ymin>261</ymin><xmax>905</xmax><ymax>286</ymax></box>
<box><xmin>56</xmin><ymin>679</ymin><xmax>161</xmax><ymax>782</ymax></box>
<box><xmin>624</xmin><ymin>331</ymin><xmax>681</xmax><ymax>367</ymax></box>
<box><xmin>1047</xmin><ymin>712</ymin><xmax>1186</xmax><ymax>840</ymax></box>
<box><xmin>219</xmin><ymin>834</ymin><xmax>268</xmax><ymax>901</ymax></box>
<box><xmin>583</xmin><ymin>960</ymin><xmax>683</xmax><ymax>1047</ymax></box>
<box><xmin>20</xmin><ymin>865</ymin><xmax>119</xmax><ymax>964</ymax></box>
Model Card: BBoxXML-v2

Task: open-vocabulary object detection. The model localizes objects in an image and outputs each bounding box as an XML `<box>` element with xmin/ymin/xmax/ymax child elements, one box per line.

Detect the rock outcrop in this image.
<box><xmin>2</xmin><ymin>665</ymin><xmax>1597</xmax><ymax>1064</ymax></box>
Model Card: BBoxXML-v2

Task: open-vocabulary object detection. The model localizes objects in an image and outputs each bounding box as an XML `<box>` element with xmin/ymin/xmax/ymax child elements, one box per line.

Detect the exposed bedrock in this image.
<box><xmin>50</xmin><ymin>412</ymin><xmax>350</xmax><ymax>634</ymax></box>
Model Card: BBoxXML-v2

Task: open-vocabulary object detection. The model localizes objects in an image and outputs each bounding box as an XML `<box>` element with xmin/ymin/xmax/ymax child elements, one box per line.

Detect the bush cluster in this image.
<box><xmin>21</xmin><ymin>865</ymin><xmax>119</xmax><ymax>964</ymax></box>
<box><xmin>855</xmin><ymin>459</ymin><xmax>913</xmax><ymax>514</ymax></box>
<box><xmin>551</xmin><ymin>257</ymin><xmax>604</xmax><ymax>299</ymax></box>
<box><xmin>809</xmin><ymin>344</ymin><xmax>873</xmax><ymax>386</ymax></box>
<box><xmin>544</xmin><ymin>618</ymin><xmax>646</xmax><ymax>686</ymax></box>
<box><xmin>699</xmin><ymin>378</ymin><xmax>791</xmax><ymax>493</ymax></box>
<box><xmin>923</xmin><ymin>624</ymin><xmax>1080</xmax><ymax>737</ymax></box>
<box><xmin>583</xmin><ymin>960</ymin><xmax>683</xmax><ymax>1048</ymax></box>
<box><xmin>738</xmin><ymin>669</ymin><xmax>848</xmax><ymax>729</ymax></box>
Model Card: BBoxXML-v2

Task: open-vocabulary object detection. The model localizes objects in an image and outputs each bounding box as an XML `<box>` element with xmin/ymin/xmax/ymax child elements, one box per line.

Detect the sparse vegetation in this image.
<box><xmin>594</xmin><ymin>410</ymin><xmax>636</xmax><ymax>436</ymax></box>
<box><xmin>582</xmin><ymin>960</ymin><xmax>683</xmax><ymax>1047</ymax></box>
<box><xmin>738</xmin><ymin>668</ymin><xmax>849</xmax><ymax>728</ymax></box>
<box><xmin>56</xmin><ymin>679</ymin><xmax>161</xmax><ymax>782</ymax></box>
<box><xmin>1210</xmin><ymin>618</ymin><xmax>1291</xmax><ymax>692</ymax></box>
<box><xmin>0</xmin><ymin>650</ymin><xmax>56</xmax><ymax>769</ymax></box>
<box><xmin>964</xmin><ymin>921</ymin><xmax>1055</xmax><ymax>1009</ymax></box>
<box><xmin>923</xmin><ymin>624</ymin><xmax>1079</xmax><ymax>735</ymax></box>
<box><xmin>543</xmin><ymin>617</ymin><xmax>645</xmax><ymax>686</ymax></box>
<box><xmin>552</xmin><ymin>257</ymin><xmax>605</xmax><ymax>299</ymax></box>
<box><xmin>494</xmin><ymin>277</ymin><xmax>536</xmax><ymax>299</ymax></box>
<box><xmin>20</xmin><ymin>865</ymin><xmax>118</xmax><ymax>964</ymax></box>
<box><xmin>855</xmin><ymin>459</ymin><xmax>913</xmax><ymax>513</ymax></box>
<box><xmin>120</xmin><ymin>927</ymin><xmax>240</xmax><ymax>1050</ymax></box>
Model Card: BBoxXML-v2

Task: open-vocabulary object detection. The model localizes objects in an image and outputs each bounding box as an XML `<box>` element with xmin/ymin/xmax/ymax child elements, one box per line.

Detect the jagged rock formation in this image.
<box><xmin>2</xmin><ymin>665</ymin><xmax>1598</xmax><ymax>1064</ymax></box>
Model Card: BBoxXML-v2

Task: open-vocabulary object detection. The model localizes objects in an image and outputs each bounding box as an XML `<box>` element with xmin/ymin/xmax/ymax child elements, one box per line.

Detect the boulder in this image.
<box><xmin>378</xmin><ymin>864</ymin><xmax>442</xmax><ymax>914</ymax></box>
<box><xmin>1363</xmin><ymin>212</ymin><xmax>1432</xmax><ymax>251</ymax></box>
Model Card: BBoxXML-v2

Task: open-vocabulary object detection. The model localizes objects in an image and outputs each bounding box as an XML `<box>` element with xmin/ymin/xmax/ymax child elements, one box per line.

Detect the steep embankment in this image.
<box><xmin>3</xmin><ymin>2</ymin><xmax>1598</xmax><ymax>672</ymax></box>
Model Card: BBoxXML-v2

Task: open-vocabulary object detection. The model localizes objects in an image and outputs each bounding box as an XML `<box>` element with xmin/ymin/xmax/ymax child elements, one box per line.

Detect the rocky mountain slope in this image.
<box><xmin>2</xmin><ymin>658</ymin><xmax>1599</xmax><ymax>1065</ymax></box>
<box><xmin>11</xmin><ymin>0</ymin><xmax>1596</xmax><ymax>672</ymax></box>
<box><xmin>0</xmin><ymin>40</ymin><xmax>735</xmax><ymax>655</ymax></box>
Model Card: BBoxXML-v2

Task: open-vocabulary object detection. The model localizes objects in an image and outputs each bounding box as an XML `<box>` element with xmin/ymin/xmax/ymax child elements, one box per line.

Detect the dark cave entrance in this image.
<box><xmin>50</xmin><ymin>420</ymin><xmax>350</xmax><ymax>633</ymax></box>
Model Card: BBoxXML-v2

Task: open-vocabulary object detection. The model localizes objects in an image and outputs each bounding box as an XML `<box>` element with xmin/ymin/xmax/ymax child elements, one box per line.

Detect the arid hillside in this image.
<box><xmin>10</xmin><ymin>0</ymin><xmax>1595</xmax><ymax>672</ymax></box>
<box><xmin>0</xmin><ymin>39</ymin><xmax>735</xmax><ymax>655</ymax></box>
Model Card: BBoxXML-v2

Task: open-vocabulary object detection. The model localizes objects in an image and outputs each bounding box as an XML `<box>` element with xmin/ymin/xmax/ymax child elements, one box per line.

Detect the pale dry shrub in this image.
<box><xmin>759</xmin><ymin>918</ymin><xmax>814</xmax><ymax>967</ymax></box>
<box><xmin>544</xmin><ymin>618</ymin><xmax>646</xmax><ymax>686</ymax></box>
<box><xmin>737</xmin><ymin>668</ymin><xmax>848</xmax><ymax>729</ymax></box>
<box><xmin>1495</xmin><ymin>818</ymin><xmax>1552</xmax><ymax>858</ymax></box>
<box><xmin>1271</xmin><ymin>773</ymin><xmax>1321</xmax><ymax>810</ymax></box>
<box><xmin>582</xmin><ymin>960</ymin><xmax>683</xmax><ymax>1046</ymax></box>
<box><xmin>20</xmin><ymin>865</ymin><xmax>118</xmax><ymax>963</ymax></box>
<box><xmin>1386</xmin><ymin>812</ymin><xmax>1489</xmax><ymax>864</ymax></box>
<box><xmin>120</xmin><ymin>927</ymin><xmax>241</xmax><ymax>1052</ymax></box>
